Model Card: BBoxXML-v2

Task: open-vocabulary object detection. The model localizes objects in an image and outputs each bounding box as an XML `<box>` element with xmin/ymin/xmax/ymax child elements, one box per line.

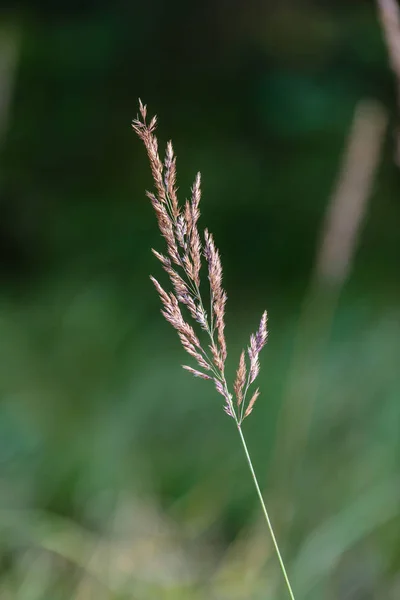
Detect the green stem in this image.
<box><xmin>236</xmin><ymin>424</ymin><xmax>296</xmax><ymax>600</ymax></box>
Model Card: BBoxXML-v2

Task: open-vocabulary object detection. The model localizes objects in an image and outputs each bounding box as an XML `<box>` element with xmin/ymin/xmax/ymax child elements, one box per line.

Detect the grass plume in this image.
<box><xmin>133</xmin><ymin>100</ymin><xmax>295</xmax><ymax>599</ymax></box>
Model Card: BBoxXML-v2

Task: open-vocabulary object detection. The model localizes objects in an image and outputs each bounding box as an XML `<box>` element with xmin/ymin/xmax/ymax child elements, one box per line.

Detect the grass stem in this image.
<box><xmin>237</xmin><ymin>424</ymin><xmax>296</xmax><ymax>600</ymax></box>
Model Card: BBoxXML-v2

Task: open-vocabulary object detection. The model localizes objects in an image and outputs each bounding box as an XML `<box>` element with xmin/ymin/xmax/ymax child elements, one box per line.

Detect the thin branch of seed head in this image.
<box><xmin>239</xmin><ymin>311</ymin><xmax>268</xmax><ymax>423</ymax></box>
<box><xmin>133</xmin><ymin>103</ymin><xmax>166</xmax><ymax>205</ymax></box>
<box><xmin>134</xmin><ymin>106</ymin><xmax>190</xmax><ymax>273</ymax></box>
<box><xmin>189</xmin><ymin>173</ymin><xmax>202</xmax><ymax>286</ymax></box>
<box><xmin>244</xmin><ymin>388</ymin><xmax>260</xmax><ymax>419</ymax></box>
<box><xmin>204</xmin><ymin>229</ymin><xmax>227</xmax><ymax>367</ymax></box>
<box><xmin>164</xmin><ymin>140</ymin><xmax>179</xmax><ymax>218</ymax></box>
<box><xmin>234</xmin><ymin>350</ymin><xmax>247</xmax><ymax>407</ymax></box>
<box><xmin>182</xmin><ymin>365</ymin><xmax>212</xmax><ymax>380</ymax></box>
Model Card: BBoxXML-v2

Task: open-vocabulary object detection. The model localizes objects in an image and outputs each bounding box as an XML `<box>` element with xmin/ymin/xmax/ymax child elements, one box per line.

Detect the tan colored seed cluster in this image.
<box><xmin>133</xmin><ymin>100</ymin><xmax>268</xmax><ymax>424</ymax></box>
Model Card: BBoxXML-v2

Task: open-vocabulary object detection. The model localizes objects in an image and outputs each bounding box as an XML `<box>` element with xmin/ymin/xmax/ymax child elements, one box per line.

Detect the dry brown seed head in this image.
<box><xmin>135</xmin><ymin>103</ymin><xmax>269</xmax><ymax>420</ymax></box>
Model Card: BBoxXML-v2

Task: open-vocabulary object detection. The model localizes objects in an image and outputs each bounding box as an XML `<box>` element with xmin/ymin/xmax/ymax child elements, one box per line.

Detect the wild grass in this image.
<box><xmin>133</xmin><ymin>100</ymin><xmax>295</xmax><ymax>599</ymax></box>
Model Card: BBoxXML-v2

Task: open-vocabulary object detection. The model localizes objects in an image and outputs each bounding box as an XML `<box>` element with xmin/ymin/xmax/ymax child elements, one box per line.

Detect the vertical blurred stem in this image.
<box><xmin>0</xmin><ymin>22</ymin><xmax>20</xmax><ymax>151</ymax></box>
<box><xmin>376</xmin><ymin>0</ymin><xmax>400</xmax><ymax>164</ymax></box>
<box><xmin>237</xmin><ymin>424</ymin><xmax>296</xmax><ymax>600</ymax></box>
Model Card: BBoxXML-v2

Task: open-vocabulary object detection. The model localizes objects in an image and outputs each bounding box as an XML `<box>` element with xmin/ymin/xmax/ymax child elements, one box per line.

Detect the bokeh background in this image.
<box><xmin>0</xmin><ymin>0</ymin><xmax>399</xmax><ymax>598</ymax></box>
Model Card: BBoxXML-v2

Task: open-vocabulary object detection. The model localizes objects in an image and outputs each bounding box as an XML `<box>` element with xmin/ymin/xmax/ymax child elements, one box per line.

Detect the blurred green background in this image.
<box><xmin>0</xmin><ymin>0</ymin><xmax>399</xmax><ymax>598</ymax></box>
